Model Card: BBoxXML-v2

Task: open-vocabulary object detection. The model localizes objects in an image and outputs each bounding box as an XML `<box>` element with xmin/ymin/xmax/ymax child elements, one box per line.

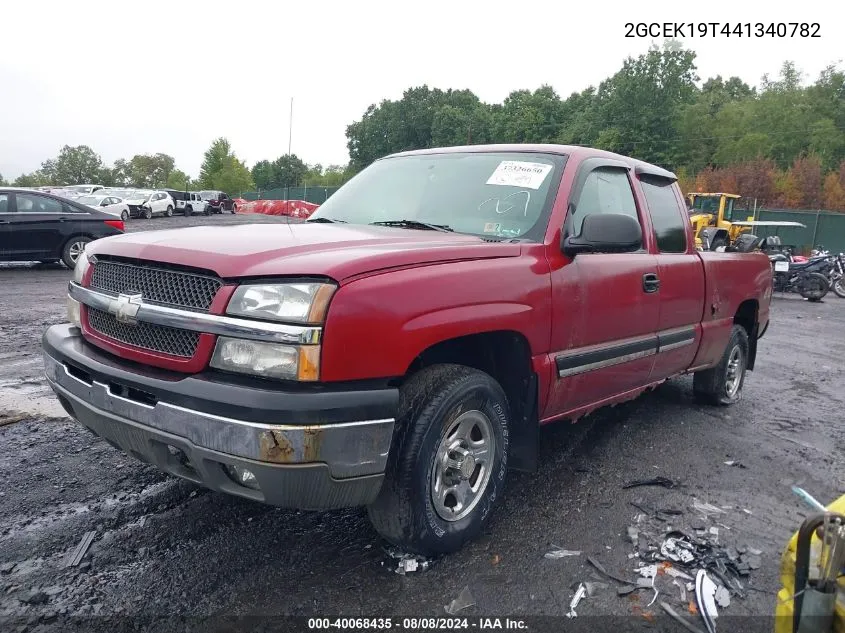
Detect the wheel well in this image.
<box><xmin>734</xmin><ymin>299</ymin><xmax>759</xmax><ymax>370</ymax></box>
<box><xmin>404</xmin><ymin>331</ymin><xmax>538</xmax><ymax>472</ymax></box>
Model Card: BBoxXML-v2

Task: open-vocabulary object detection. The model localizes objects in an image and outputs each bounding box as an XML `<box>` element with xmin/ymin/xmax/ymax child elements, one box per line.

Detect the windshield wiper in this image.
<box><xmin>306</xmin><ymin>217</ymin><xmax>347</xmax><ymax>223</ymax></box>
<box><xmin>369</xmin><ymin>219</ymin><xmax>453</xmax><ymax>232</ymax></box>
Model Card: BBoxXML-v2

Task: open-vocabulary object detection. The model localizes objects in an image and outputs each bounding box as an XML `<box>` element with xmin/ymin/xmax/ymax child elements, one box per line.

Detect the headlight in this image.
<box><xmin>226</xmin><ymin>283</ymin><xmax>335</xmax><ymax>324</ymax></box>
<box><xmin>72</xmin><ymin>251</ymin><xmax>90</xmax><ymax>284</ymax></box>
<box><xmin>210</xmin><ymin>337</ymin><xmax>320</xmax><ymax>381</ymax></box>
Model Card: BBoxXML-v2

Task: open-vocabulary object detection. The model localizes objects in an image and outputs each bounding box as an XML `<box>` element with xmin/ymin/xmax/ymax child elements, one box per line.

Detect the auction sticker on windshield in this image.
<box><xmin>486</xmin><ymin>161</ymin><xmax>552</xmax><ymax>189</ymax></box>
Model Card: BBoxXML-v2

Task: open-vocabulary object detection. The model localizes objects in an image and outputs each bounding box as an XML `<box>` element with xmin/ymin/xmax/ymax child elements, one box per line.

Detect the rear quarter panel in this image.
<box><xmin>690</xmin><ymin>251</ymin><xmax>772</xmax><ymax>370</ymax></box>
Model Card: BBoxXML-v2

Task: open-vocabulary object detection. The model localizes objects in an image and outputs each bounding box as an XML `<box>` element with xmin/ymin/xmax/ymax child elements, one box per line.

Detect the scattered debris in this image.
<box><xmin>387</xmin><ymin>549</ymin><xmax>431</xmax><ymax>575</ymax></box>
<box><xmin>566</xmin><ymin>583</ymin><xmax>587</xmax><ymax>618</ymax></box>
<box><xmin>617</xmin><ymin>585</ymin><xmax>640</xmax><ymax>596</ymax></box>
<box><xmin>637</xmin><ymin>577</ymin><xmax>655</xmax><ymax>588</ymax></box>
<box><xmin>660</xmin><ymin>601</ymin><xmax>707</xmax><ymax>633</ymax></box>
<box><xmin>623</xmin><ymin>476</ymin><xmax>677</xmax><ymax>490</ymax></box>
<box><xmin>638</xmin><ymin>564</ymin><xmax>657</xmax><ymax>578</ymax></box>
<box><xmin>666</xmin><ymin>567</ymin><xmax>694</xmax><ymax>581</ymax></box>
<box><xmin>674</xmin><ymin>579</ymin><xmax>687</xmax><ymax>601</ymax></box>
<box><xmin>695</xmin><ymin>570</ymin><xmax>719</xmax><ymax>633</ymax></box>
<box><xmin>715</xmin><ymin>585</ymin><xmax>731</xmax><ymax>608</ymax></box>
<box><xmin>0</xmin><ymin>562</ymin><xmax>16</xmax><ymax>575</ymax></box>
<box><xmin>491</xmin><ymin>554</ymin><xmax>500</xmax><ymax>566</ymax></box>
<box><xmin>661</xmin><ymin>535</ymin><xmax>696</xmax><ymax>563</ymax></box>
<box><xmin>583</xmin><ymin>581</ymin><xmax>608</xmax><ymax>597</ymax></box>
<box><xmin>587</xmin><ymin>555</ymin><xmax>633</xmax><ymax>585</ymax></box>
<box><xmin>64</xmin><ymin>530</ymin><xmax>96</xmax><ymax>568</ymax></box>
<box><xmin>791</xmin><ymin>485</ymin><xmax>827</xmax><ymax>512</ymax></box>
<box><xmin>723</xmin><ymin>461</ymin><xmax>746</xmax><ymax>468</ymax></box>
<box><xmin>692</xmin><ymin>500</ymin><xmax>727</xmax><ymax>517</ymax></box>
<box><xmin>444</xmin><ymin>586</ymin><xmax>474</xmax><ymax>615</ymax></box>
<box><xmin>544</xmin><ymin>546</ymin><xmax>581</xmax><ymax>559</ymax></box>
<box><xmin>627</xmin><ymin>526</ymin><xmax>639</xmax><ymax>545</ymax></box>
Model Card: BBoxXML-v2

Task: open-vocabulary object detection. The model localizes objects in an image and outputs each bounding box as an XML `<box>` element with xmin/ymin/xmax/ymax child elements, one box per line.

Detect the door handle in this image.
<box><xmin>58</xmin><ymin>217</ymin><xmax>70</xmax><ymax>222</ymax></box>
<box><xmin>643</xmin><ymin>273</ymin><xmax>660</xmax><ymax>293</ymax></box>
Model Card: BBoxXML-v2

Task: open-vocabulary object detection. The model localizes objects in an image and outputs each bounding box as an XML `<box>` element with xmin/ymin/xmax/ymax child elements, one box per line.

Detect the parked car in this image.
<box><xmin>63</xmin><ymin>184</ymin><xmax>105</xmax><ymax>197</ymax></box>
<box><xmin>124</xmin><ymin>190</ymin><xmax>174</xmax><ymax>219</ymax></box>
<box><xmin>76</xmin><ymin>194</ymin><xmax>131</xmax><ymax>222</ymax></box>
<box><xmin>199</xmin><ymin>190</ymin><xmax>237</xmax><ymax>213</ymax></box>
<box><xmin>42</xmin><ymin>144</ymin><xmax>773</xmax><ymax>555</ymax></box>
<box><xmin>163</xmin><ymin>190</ymin><xmax>208</xmax><ymax>216</ymax></box>
<box><xmin>0</xmin><ymin>187</ymin><xmax>124</xmax><ymax>268</ymax></box>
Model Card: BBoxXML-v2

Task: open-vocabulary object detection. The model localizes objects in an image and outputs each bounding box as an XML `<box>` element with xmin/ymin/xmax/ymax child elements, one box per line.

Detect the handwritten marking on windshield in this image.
<box><xmin>478</xmin><ymin>190</ymin><xmax>531</xmax><ymax>217</ymax></box>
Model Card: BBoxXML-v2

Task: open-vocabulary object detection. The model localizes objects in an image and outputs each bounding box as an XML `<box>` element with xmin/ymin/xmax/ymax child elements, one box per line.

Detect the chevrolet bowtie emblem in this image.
<box><xmin>108</xmin><ymin>293</ymin><xmax>143</xmax><ymax>325</ymax></box>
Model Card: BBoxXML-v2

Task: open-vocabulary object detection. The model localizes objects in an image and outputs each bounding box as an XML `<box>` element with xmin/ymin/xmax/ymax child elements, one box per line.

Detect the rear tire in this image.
<box><xmin>185</xmin><ymin>206</ymin><xmax>193</xmax><ymax>216</ymax></box>
<box><xmin>231</xmin><ymin>204</ymin><xmax>237</xmax><ymax>214</ymax></box>
<box><xmin>165</xmin><ymin>205</ymin><xmax>173</xmax><ymax>217</ymax></box>
<box><xmin>121</xmin><ymin>210</ymin><xmax>129</xmax><ymax>221</ymax></box>
<box><xmin>799</xmin><ymin>272</ymin><xmax>829</xmax><ymax>301</ymax></box>
<box><xmin>61</xmin><ymin>237</ymin><xmax>92</xmax><ymax>269</ymax></box>
<box><xmin>833</xmin><ymin>276</ymin><xmax>845</xmax><ymax>299</ymax></box>
<box><xmin>693</xmin><ymin>324</ymin><xmax>749</xmax><ymax>406</ymax></box>
<box><xmin>367</xmin><ymin>364</ymin><xmax>509</xmax><ymax>556</ymax></box>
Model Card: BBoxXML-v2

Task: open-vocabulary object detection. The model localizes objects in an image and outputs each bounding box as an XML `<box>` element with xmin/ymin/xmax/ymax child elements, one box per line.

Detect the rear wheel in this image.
<box><xmin>799</xmin><ymin>272</ymin><xmax>829</xmax><ymax>301</ymax></box>
<box><xmin>61</xmin><ymin>237</ymin><xmax>92</xmax><ymax>269</ymax></box>
<box><xmin>693</xmin><ymin>324</ymin><xmax>749</xmax><ymax>406</ymax></box>
<box><xmin>185</xmin><ymin>205</ymin><xmax>193</xmax><ymax>216</ymax></box>
<box><xmin>367</xmin><ymin>364</ymin><xmax>509</xmax><ymax>555</ymax></box>
<box><xmin>165</xmin><ymin>205</ymin><xmax>173</xmax><ymax>217</ymax></box>
<box><xmin>121</xmin><ymin>210</ymin><xmax>129</xmax><ymax>221</ymax></box>
<box><xmin>231</xmin><ymin>204</ymin><xmax>237</xmax><ymax>214</ymax></box>
<box><xmin>833</xmin><ymin>276</ymin><xmax>845</xmax><ymax>299</ymax></box>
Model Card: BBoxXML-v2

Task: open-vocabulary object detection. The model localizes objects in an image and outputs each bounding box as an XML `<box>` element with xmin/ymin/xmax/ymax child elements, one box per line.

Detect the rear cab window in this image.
<box><xmin>639</xmin><ymin>175</ymin><xmax>688</xmax><ymax>253</ymax></box>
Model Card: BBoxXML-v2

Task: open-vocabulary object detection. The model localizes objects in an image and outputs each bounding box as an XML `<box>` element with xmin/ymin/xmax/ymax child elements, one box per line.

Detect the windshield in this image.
<box><xmin>308</xmin><ymin>152</ymin><xmax>565</xmax><ymax>240</ymax></box>
<box><xmin>67</xmin><ymin>185</ymin><xmax>92</xmax><ymax>193</ymax></box>
<box><xmin>689</xmin><ymin>195</ymin><xmax>721</xmax><ymax>214</ymax></box>
<box><xmin>199</xmin><ymin>191</ymin><xmax>217</xmax><ymax>200</ymax></box>
<box><xmin>77</xmin><ymin>196</ymin><xmax>101</xmax><ymax>204</ymax></box>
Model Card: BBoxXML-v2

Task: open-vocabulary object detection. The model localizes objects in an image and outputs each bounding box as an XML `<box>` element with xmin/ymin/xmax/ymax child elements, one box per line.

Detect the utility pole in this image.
<box><xmin>288</xmin><ymin>97</ymin><xmax>294</xmax><ymax>156</ymax></box>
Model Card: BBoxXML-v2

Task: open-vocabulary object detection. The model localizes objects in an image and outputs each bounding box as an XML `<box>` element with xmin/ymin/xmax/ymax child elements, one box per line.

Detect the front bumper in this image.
<box><xmin>42</xmin><ymin>324</ymin><xmax>398</xmax><ymax>509</ymax></box>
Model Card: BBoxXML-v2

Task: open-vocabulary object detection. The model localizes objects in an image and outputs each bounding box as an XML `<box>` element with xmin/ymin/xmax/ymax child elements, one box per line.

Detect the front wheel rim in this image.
<box><xmin>68</xmin><ymin>241</ymin><xmax>86</xmax><ymax>263</ymax></box>
<box><xmin>430</xmin><ymin>410</ymin><xmax>495</xmax><ymax>522</ymax></box>
<box><xmin>725</xmin><ymin>345</ymin><xmax>744</xmax><ymax>397</ymax></box>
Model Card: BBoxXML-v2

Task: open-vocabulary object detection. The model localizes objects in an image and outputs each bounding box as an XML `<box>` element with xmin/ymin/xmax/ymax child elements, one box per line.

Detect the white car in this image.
<box><xmin>76</xmin><ymin>194</ymin><xmax>131</xmax><ymax>221</ymax></box>
<box><xmin>63</xmin><ymin>184</ymin><xmax>105</xmax><ymax>197</ymax></box>
<box><xmin>124</xmin><ymin>190</ymin><xmax>175</xmax><ymax>219</ymax></box>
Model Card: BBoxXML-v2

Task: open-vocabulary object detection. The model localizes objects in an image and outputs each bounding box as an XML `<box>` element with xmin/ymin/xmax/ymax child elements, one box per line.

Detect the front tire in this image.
<box><xmin>799</xmin><ymin>272</ymin><xmax>829</xmax><ymax>301</ymax></box>
<box><xmin>367</xmin><ymin>364</ymin><xmax>509</xmax><ymax>556</ymax></box>
<box><xmin>833</xmin><ymin>276</ymin><xmax>845</xmax><ymax>299</ymax></box>
<box><xmin>143</xmin><ymin>207</ymin><xmax>152</xmax><ymax>220</ymax></box>
<box><xmin>710</xmin><ymin>236</ymin><xmax>728</xmax><ymax>251</ymax></box>
<box><xmin>165</xmin><ymin>205</ymin><xmax>173</xmax><ymax>217</ymax></box>
<box><xmin>185</xmin><ymin>206</ymin><xmax>193</xmax><ymax>216</ymax></box>
<box><xmin>231</xmin><ymin>204</ymin><xmax>237</xmax><ymax>214</ymax></box>
<box><xmin>693</xmin><ymin>324</ymin><xmax>749</xmax><ymax>406</ymax></box>
<box><xmin>61</xmin><ymin>237</ymin><xmax>92</xmax><ymax>269</ymax></box>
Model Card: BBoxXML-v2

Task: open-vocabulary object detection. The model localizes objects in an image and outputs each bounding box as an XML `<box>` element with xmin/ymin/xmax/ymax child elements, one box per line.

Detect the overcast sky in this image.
<box><xmin>1</xmin><ymin>0</ymin><xmax>840</xmax><ymax>180</ymax></box>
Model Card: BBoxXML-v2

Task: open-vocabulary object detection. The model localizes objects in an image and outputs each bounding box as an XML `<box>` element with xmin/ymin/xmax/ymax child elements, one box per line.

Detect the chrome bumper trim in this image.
<box><xmin>44</xmin><ymin>351</ymin><xmax>393</xmax><ymax>479</ymax></box>
<box><xmin>68</xmin><ymin>282</ymin><xmax>321</xmax><ymax>345</ymax></box>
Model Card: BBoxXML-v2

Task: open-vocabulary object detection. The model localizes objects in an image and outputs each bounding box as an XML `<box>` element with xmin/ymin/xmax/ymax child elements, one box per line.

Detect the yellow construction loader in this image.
<box><xmin>687</xmin><ymin>192</ymin><xmax>805</xmax><ymax>251</ymax></box>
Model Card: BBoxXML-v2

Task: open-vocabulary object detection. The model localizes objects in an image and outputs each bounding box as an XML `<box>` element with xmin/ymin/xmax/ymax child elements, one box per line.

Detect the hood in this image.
<box><xmin>125</xmin><ymin>197</ymin><xmax>148</xmax><ymax>205</ymax></box>
<box><xmin>86</xmin><ymin>223</ymin><xmax>523</xmax><ymax>281</ymax></box>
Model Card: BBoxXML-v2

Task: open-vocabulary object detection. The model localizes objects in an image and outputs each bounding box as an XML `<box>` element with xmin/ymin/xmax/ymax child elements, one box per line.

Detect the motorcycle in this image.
<box><xmin>768</xmin><ymin>247</ymin><xmax>832</xmax><ymax>302</ymax></box>
<box><xmin>829</xmin><ymin>252</ymin><xmax>845</xmax><ymax>298</ymax></box>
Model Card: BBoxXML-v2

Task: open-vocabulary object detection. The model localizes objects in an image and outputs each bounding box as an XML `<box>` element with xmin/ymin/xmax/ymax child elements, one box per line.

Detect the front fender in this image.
<box><xmin>319</xmin><ymin>254</ymin><xmax>552</xmax><ymax>382</ymax></box>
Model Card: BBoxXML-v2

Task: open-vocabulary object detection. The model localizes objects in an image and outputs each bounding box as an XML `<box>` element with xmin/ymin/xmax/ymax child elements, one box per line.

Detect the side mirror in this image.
<box><xmin>562</xmin><ymin>213</ymin><xmax>642</xmax><ymax>257</ymax></box>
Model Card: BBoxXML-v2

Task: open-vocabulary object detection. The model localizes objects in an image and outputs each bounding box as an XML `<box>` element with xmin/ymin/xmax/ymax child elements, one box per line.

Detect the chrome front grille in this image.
<box><xmin>88</xmin><ymin>307</ymin><xmax>200</xmax><ymax>358</ymax></box>
<box><xmin>91</xmin><ymin>260</ymin><xmax>222</xmax><ymax>312</ymax></box>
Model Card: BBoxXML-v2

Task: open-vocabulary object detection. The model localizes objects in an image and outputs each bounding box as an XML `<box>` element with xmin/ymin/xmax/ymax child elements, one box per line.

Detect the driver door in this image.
<box><xmin>543</xmin><ymin>161</ymin><xmax>660</xmax><ymax>418</ymax></box>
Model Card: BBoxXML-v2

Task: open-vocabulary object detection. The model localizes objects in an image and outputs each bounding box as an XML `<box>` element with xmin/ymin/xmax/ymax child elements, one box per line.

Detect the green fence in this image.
<box><xmin>749</xmin><ymin>209</ymin><xmax>845</xmax><ymax>254</ymax></box>
<box><xmin>239</xmin><ymin>186</ymin><xmax>341</xmax><ymax>204</ymax></box>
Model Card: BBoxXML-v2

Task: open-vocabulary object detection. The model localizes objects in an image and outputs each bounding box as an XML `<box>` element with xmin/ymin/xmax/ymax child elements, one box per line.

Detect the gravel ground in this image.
<box><xmin>1</xmin><ymin>214</ymin><xmax>843</xmax><ymax>631</ymax></box>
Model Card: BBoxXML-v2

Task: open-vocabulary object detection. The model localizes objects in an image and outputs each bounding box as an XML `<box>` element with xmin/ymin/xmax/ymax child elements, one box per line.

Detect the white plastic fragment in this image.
<box><xmin>674</xmin><ymin>579</ymin><xmax>687</xmax><ymax>601</ymax></box>
<box><xmin>544</xmin><ymin>547</ymin><xmax>581</xmax><ymax>559</ymax></box>
<box><xmin>444</xmin><ymin>586</ymin><xmax>475</xmax><ymax>614</ymax></box>
<box><xmin>666</xmin><ymin>567</ymin><xmax>694</xmax><ymax>581</ymax></box>
<box><xmin>566</xmin><ymin>583</ymin><xmax>587</xmax><ymax>619</ymax></box>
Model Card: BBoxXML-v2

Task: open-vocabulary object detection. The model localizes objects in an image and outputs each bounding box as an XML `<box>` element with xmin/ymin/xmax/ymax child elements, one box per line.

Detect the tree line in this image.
<box><xmin>344</xmin><ymin>41</ymin><xmax>845</xmax><ymax>211</ymax></box>
<box><xmin>2</xmin><ymin>139</ymin><xmax>351</xmax><ymax>195</ymax></box>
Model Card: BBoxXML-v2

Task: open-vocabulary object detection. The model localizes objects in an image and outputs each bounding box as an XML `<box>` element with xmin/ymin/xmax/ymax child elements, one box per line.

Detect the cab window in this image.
<box><xmin>640</xmin><ymin>176</ymin><xmax>687</xmax><ymax>253</ymax></box>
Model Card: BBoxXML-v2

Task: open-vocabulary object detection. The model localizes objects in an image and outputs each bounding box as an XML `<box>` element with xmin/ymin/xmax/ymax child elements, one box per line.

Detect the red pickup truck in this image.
<box><xmin>42</xmin><ymin>144</ymin><xmax>773</xmax><ymax>555</ymax></box>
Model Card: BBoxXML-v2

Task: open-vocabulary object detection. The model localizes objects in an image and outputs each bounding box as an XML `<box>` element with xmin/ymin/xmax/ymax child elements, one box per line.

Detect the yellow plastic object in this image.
<box><xmin>775</xmin><ymin>494</ymin><xmax>845</xmax><ymax>633</ymax></box>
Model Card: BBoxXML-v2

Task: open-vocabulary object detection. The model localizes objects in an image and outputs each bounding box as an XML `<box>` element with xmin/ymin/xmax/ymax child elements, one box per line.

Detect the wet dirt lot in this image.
<box><xmin>1</xmin><ymin>213</ymin><xmax>843</xmax><ymax>631</ymax></box>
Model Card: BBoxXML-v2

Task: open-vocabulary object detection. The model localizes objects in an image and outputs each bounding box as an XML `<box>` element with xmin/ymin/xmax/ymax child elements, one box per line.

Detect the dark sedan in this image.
<box><xmin>0</xmin><ymin>188</ymin><xmax>124</xmax><ymax>268</ymax></box>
